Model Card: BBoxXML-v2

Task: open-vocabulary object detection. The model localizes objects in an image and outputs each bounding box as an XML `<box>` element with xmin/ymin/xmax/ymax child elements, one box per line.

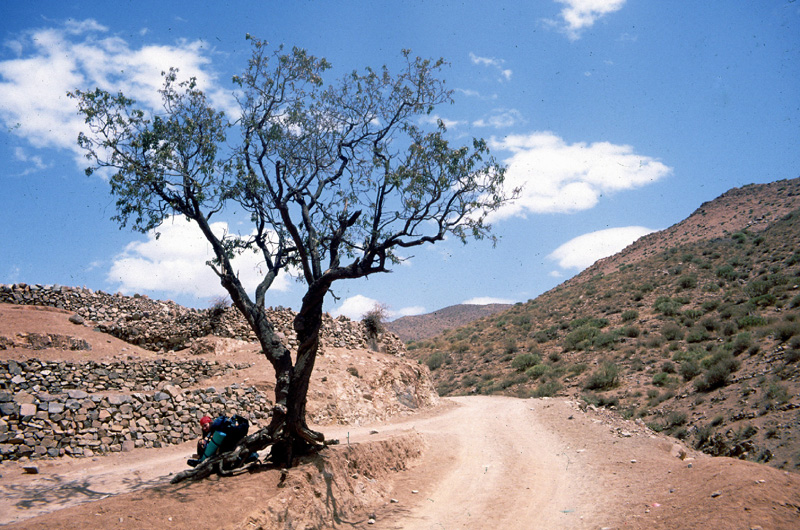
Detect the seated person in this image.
<box><xmin>188</xmin><ymin>414</ymin><xmax>254</xmax><ymax>467</ymax></box>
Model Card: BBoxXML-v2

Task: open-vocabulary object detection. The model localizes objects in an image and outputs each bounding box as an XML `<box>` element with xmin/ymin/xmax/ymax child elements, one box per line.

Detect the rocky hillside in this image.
<box><xmin>407</xmin><ymin>177</ymin><xmax>800</xmax><ymax>471</ymax></box>
<box><xmin>387</xmin><ymin>303</ymin><xmax>513</xmax><ymax>341</ymax></box>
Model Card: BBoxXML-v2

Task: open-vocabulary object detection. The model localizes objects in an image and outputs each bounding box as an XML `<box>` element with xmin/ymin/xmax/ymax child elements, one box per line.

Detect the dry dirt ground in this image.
<box><xmin>2</xmin><ymin>305</ymin><xmax>800</xmax><ymax>529</ymax></box>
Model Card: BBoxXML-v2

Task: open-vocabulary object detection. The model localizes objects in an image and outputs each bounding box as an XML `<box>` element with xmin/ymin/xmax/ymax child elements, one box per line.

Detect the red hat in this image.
<box><xmin>200</xmin><ymin>416</ymin><xmax>212</xmax><ymax>427</ymax></box>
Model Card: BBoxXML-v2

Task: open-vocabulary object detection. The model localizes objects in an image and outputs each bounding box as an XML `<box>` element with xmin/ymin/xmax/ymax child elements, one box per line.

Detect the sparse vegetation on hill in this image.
<box><xmin>406</xmin><ymin>177</ymin><xmax>800</xmax><ymax>471</ymax></box>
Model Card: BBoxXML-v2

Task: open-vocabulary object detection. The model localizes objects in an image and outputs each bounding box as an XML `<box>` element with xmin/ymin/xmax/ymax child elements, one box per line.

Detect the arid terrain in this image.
<box><xmin>1</xmin><ymin>304</ymin><xmax>799</xmax><ymax>529</ymax></box>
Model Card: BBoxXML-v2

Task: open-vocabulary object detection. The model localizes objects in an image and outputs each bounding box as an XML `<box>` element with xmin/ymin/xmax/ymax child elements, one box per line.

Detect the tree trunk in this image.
<box><xmin>171</xmin><ymin>280</ymin><xmax>329</xmax><ymax>482</ymax></box>
<box><xmin>267</xmin><ymin>283</ymin><xmax>328</xmax><ymax>465</ymax></box>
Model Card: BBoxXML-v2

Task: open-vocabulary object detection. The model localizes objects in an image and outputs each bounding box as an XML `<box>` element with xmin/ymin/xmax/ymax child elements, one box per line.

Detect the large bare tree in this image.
<box><xmin>71</xmin><ymin>38</ymin><xmax>515</xmax><ymax>480</ymax></box>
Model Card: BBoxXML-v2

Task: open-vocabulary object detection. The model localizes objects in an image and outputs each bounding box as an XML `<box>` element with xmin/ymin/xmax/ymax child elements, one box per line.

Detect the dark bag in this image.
<box><xmin>216</xmin><ymin>414</ymin><xmax>249</xmax><ymax>452</ymax></box>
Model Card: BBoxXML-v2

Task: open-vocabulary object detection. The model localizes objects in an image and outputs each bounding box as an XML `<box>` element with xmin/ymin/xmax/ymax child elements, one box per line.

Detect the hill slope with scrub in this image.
<box><xmin>408</xmin><ymin>177</ymin><xmax>800</xmax><ymax>471</ymax></box>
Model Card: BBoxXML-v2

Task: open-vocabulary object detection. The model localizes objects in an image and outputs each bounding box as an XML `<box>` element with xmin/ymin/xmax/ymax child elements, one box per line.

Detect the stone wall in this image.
<box><xmin>0</xmin><ymin>358</ymin><xmax>272</xmax><ymax>461</ymax></box>
<box><xmin>0</xmin><ymin>283</ymin><xmax>412</xmax><ymax>462</ymax></box>
<box><xmin>0</xmin><ymin>283</ymin><xmax>405</xmax><ymax>355</ymax></box>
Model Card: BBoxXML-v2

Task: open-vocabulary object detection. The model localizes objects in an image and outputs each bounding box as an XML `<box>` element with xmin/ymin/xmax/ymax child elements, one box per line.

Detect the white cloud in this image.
<box><xmin>553</xmin><ymin>0</ymin><xmax>627</xmax><ymax>40</ymax></box>
<box><xmin>463</xmin><ymin>296</ymin><xmax>515</xmax><ymax>305</ymax></box>
<box><xmin>548</xmin><ymin>225</ymin><xmax>654</xmax><ymax>270</ymax></box>
<box><xmin>473</xmin><ymin>108</ymin><xmax>524</xmax><ymax>129</ymax></box>
<box><xmin>107</xmin><ymin>215</ymin><xmax>290</xmax><ymax>301</ymax></box>
<box><xmin>0</xmin><ymin>19</ymin><xmax>234</xmax><ymax>166</ymax></box>
<box><xmin>394</xmin><ymin>306</ymin><xmax>426</xmax><ymax>318</ymax></box>
<box><xmin>330</xmin><ymin>295</ymin><xmax>425</xmax><ymax>320</ymax></box>
<box><xmin>330</xmin><ymin>295</ymin><xmax>381</xmax><ymax>320</ymax></box>
<box><xmin>469</xmin><ymin>52</ymin><xmax>512</xmax><ymax>82</ymax></box>
<box><xmin>490</xmin><ymin>131</ymin><xmax>671</xmax><ymax>219</ymax></box>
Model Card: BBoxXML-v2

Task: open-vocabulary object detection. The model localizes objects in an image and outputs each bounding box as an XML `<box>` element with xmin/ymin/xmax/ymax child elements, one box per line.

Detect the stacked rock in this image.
<box><xmin>1</xmin><ymin>357</ymin><xmax>272</xmax><ymax>461</ymax></box>
<box><xmin>1</xmin><ymin>283</ymin><xmax>406</xmax><ymax>355</ymax></box>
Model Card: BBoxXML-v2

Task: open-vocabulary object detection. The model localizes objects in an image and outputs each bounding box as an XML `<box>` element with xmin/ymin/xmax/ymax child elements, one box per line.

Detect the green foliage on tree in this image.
<box><xmin>70</xmin><ymin>38</ymin><xmax>515</xmax><ymax>478</ymax></box>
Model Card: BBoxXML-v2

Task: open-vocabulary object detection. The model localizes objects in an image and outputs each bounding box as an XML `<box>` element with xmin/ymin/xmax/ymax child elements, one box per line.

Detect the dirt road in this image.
<box><xmin>3</xmin><ymin>396</ymin><xmax>799</xmax><ymax>529</ymax></box>
<box><xmin>351</xmin><ymin>395</ymin><xmax>600</xmax><ymax>529</ymax></box>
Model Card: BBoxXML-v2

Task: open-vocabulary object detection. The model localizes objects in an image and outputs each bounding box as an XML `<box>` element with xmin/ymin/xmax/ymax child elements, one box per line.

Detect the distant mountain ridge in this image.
<box><xmin>386</xmin><ymin>303</ymin><xmax>513</xmax><ymax>341</ymax></box>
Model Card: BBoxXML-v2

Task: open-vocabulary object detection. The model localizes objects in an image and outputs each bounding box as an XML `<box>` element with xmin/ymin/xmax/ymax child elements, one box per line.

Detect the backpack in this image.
<box><xmin>215</xmin><ymin>414</ymin><xmax>249</xmax><ymax>452</ymax></box>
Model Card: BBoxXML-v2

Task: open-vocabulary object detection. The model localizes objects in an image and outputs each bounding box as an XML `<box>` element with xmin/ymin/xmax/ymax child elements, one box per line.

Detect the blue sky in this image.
<box><xmin>1</xmin><ymin>1</ymin><xmax>798</xmax><ymax>320</ymax></box>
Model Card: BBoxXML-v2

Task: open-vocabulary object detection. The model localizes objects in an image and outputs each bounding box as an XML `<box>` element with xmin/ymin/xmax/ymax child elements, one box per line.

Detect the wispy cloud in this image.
<box><xmin>473</xmin><ymin>108</ymin><xmax>524</xmax><ymax>129</ymax></box>
<box><xmin>548</xmin><ymin>226</ymin><xmax>655</xmax><ymax>270</ymax></box>
<box><xmin>463</xmin><ymin>296</ymin><xmax>515</xmax><ymax>305</ymax></box>
<box><xmin>490</xmin><ymin>131</ymin><xmax>671</xmax><ymax>219</ymax></box>
<box><xmin>13</xmin><ymin>146</ymin><xmax>50</xmax><ymax>174</ymax></box>
<box><xmin>0</xmin><ymin>19</ymin><xmax>234</xmax><ymax>167</ymax></box>
<box><xmin>107</xmin><ymin>215</ymin><xmax>291</xmax><ymax>302</ymax></box>
<box><xmin>419</xmin><ymin>113</ymin><xmax>465</xmax><ymax>130</ymax></box>
<box><xmin>469</xmin><ymin>52</ymin><xmax>512</xmax><ymax>82</ymax></box>
<box><xmin>550</xmin><ymin>0</ymin><xmax>627</xmax><ymax>41</ymax></box>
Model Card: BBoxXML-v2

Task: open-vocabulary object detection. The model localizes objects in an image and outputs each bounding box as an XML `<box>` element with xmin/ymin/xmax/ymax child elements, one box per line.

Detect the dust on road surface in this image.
<box><xmin>358</xmin><ymin>395</ymin><xmax>599</xmax><ymax>529</ymax></box>
<box><xmin>3</xmin><ymin>396</ymin><xmax>799</xmax><ymax>530</ymax></box>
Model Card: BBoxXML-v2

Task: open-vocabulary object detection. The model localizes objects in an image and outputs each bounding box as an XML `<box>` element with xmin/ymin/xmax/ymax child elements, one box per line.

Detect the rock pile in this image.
<box><xmin>0</xmin><ymin>283</ymin><xmax>406</xmax><ymax>355</ymax></box>
<box><xmin>0</xmin><ymin>359</ymin><xmax>271</xmax><ymax>461</ymax></box>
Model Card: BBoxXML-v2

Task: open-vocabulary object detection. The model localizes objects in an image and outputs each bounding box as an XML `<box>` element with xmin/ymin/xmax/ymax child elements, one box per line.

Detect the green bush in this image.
<box><xmin>672</xmin><ymin>348</ymin><xmax>702</xmax><ymax>363</ymax></box>
<box><xmin>695</xmin><ymin>352</ymin><xmax>739</xmax><ymax>392</ymax></box>
<box><xmin>716</xmin><ymin>264</ymin><xmax>740</xmax><ymax>282</ymax></box>
<box><xmin>750</xmin><ymin>294</ymin><xmax>776</xmax><ymax>307</ymax></box>
<box><xmin>679</xmin><ymin>359</ymin><xmax>702</xmax><ymax>381</ymax></box>
<box><xmin>582</xmin><ymin>392</ymin><xmax>619</xmax><ymax>408</ymax></box>
<box><xmin>654</xmin><ymin>296</ymin><xmax>683</xmax><ymax>316</ymax></box>
<box><xmin>762</xmin><ymin>381</ymin><xmax>790</xmax><ymax>405</ymax></box>
<box><xmin>426</xmin><ymin>352</ymin><xmax>446</xmax><ymax>370</ymax></box>
<box><xmin>511</xmin><ymin>353</ymin><xmax>541</xmax><ymax>372</ymax></box>
<box><xmin>593</xmin><ymin>332</ymin><xmax>617</xmax><ymax>349</ymax></box>
<box><xmin>731</xmin><ymin>332</ymin><xmax>752</xmax><ymax>355</ymax></box>
<box><xmin>683</xmin><ymin>309</ymin><xmax>703</xmax><ymax>320</ymax></box>
<box><xmin>665</xmin><ymin>411</ymin><xmax>687</xmax><ymax>428</ymax></box>
<box><xmin>532</xmin><ymin>380</ymin><xmax>562</xmax><ymax>397</ymax></box>
<box><xmin>737</xmin><ymin>315</ymin><xmax>767</xmax><ymax>329</ymax></box>
<box><xmin>652</xmin><ymin>372</ymin><xmax>677</xmax><ymax>387</ymax></box>
<box><xmin>620</xmin><ymin>325</ymin><xmax>640</xmax><ymax>338</ymax></box>
<box><xmin>700</xmin><ymin>317</ymin><xmax>720</xmax><ymax>332</ymax></box>
<box><xmin>677</xmin><ymin>275</ymin><xmax>697</xmax><ymax>289</ymax></box>
<box><xmin>773</xmin><ymin>321</ymin><xmax>800</xmax><ymax>343</ymax></box>
<box><xmin>686</xmin><ymin>327</ymin><xmax>710</xmax><ymax>343</ymax></box>
<box><xmin>621</xmin><ymin>310</ymin><xmax>639</xmax><ymax>322</ymax></box>
<box><xmin>563</xmin><ymin>325</ymin><xmax>599</xmax><ymax>351</ymax></box>
<box><xmin>525</xmin><ymin>364</ymin><xmax>550</xmax><ymax>380</ymax></box>
<box><xmin>584</xmin><ymin>361</ymin><xmax>620</xmax><ymax>391</ymax></box>
<box><xmin>661</xmin><ymin>323</ymin><xmax>685</xmax><ymax>341</ymax></box>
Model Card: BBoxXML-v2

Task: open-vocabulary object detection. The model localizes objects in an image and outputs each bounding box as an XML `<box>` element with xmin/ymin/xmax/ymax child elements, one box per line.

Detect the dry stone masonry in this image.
<box><xmin>0</xmin><ymin>283</ymin><xmax>406</xmax><ymax>355</ymax></box>
<box><xmin>0</xmin><ymin>358</ymin><xmax>271</xmax><ymax>461</ymax></box>
<box><xmin>0</xmin><ymin>283</ymin><xmax>414</xmax><ymax>462</ymax></box>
